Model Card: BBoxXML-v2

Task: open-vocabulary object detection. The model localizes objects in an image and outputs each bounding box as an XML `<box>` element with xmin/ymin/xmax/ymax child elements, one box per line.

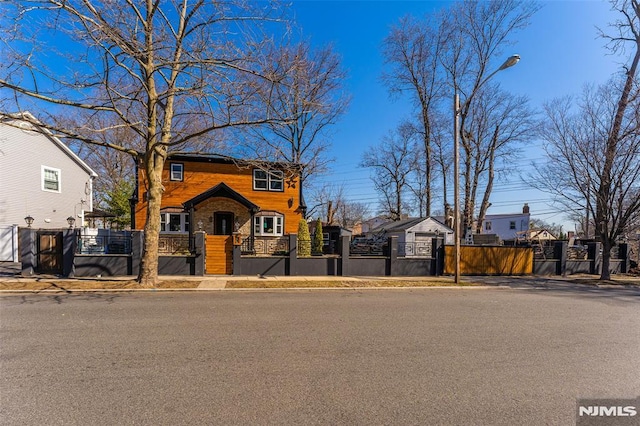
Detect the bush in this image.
<box><xmin>312</xmin><ymin>218</ymin><xmax>324</xmax><ymax>255</ymax></box>
<box><xmin>297</xmin><ymin>219</ymin><xmax>311</xmax><ymax>257</ymax></box>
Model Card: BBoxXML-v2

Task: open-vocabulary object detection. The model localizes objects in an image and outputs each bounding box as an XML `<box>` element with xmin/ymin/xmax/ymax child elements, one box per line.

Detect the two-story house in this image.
<box><xmin>133</xmin><ymin>155</ymin><xmax>305</xmax><ymax>274</ymax></box>
<box><xmin>478</xmin><ymin>204</ymin><xmax>531</xmax><ymax>242</ymax></box>
<box><xmin>0</xmin><ymin>112</ymin><xmax>97</xmax><ymax>262</ymax></box>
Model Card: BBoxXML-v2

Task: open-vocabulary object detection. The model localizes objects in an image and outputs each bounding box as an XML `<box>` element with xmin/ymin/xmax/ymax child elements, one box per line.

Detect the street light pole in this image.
<box><xmin>453</xmin><ymin>92</ymin><xmax>461</xmax><ymax>283</ymax></box>
<box><xmin>453</xmin><ymin>54</ymin><xmax>520</xmax><ymax>284</ymax></box>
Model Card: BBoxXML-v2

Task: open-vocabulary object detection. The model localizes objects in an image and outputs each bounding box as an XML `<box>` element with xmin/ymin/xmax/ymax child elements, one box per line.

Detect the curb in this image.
<box><xmin>0</xmin><ymin>285</ymin><xmax>509</xmax><ymax>294</ymax></box>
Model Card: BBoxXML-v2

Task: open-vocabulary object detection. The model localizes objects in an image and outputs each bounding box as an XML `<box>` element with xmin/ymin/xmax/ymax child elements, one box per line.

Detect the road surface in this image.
<box><xmin>1</xmin><ymin>286</ymin><xmax>639</xmax><ymax>425</ymax></box>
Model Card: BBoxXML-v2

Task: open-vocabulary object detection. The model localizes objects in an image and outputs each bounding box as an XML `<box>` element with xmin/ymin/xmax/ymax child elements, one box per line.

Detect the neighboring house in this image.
<box><xmin>0</xmin><ymin>112</ymin><xmax>97</xmax><ymax>262</ymax></box>
<box><xmin>355</xmin><ymin>216</ymin><xmax>391</xmax><ymax>235</ymax></box>
<box><xmin>478</xmin><ymin>204</ymin><xmax>531</xmax><ymax>242</ymax></box>
<box><xmin>367</xmin><ymin>217</ymin><xmax>454</xmax><ymax>257</ymax></box>
<box><xmin>308</xmin><ymin>222</ymin><xmax>352</xmax><ymax>254</ymax></box>
<box><xmin>133</xmin><ymin>155</ymin><xmax>305</xmax><ymax>273</ymax></box>
<box><xmin>527</xmin><ymin>229</ymin><xmax>557</xmax><ymax>241</ymax></box>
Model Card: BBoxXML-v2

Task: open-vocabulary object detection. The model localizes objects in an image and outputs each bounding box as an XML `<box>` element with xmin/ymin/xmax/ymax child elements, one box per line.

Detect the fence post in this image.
<box><xmin>194</xmin><ymin>231</ymin><xmax>205</xmax><ymax>276</ymax></box>
<box><xmin>587</xmin><ymin>242</ymin><xmax>602</xmax><ymax>275</ymax></box>
<box><xmin>432</xmin><ymin>237</ymin><xmax>443</xmax><ymax>276</ymax></box>
<box><xmin>288</xmin><ymin>234</ymin><xmax>298</xmax><ymax>276</ymax></box>
<box><xmin>388</xmin><ymin>236</ymin><xmax>398</xmax><ymax>276</ymax></box>
<box><xmin>618</xmin><ymin>243</ymin><xmax>629</xmax><ymax>273</ymax></box>
<box><xmin>62</xmin><ymin>229</ymin><xmax>77</xmax><ymax>277</ymax></box>
<box><xmin>20</xmin><ymin>228</ymin><xmax>36</xmax><ymax>276</ymax></box>
<box><xmin>131</xmin><ymin>231</ymin><xmax>144</xmax><ymax>276</ymax></box>
<box><xmin>340</xmin><ymin>236</ymin><xmax>350</xmax><ymax>276</ymax></box>
<box><xmin>554</xmin><ymin>241</ymin><xmax>567</xmax><ymax>276</ymax></box>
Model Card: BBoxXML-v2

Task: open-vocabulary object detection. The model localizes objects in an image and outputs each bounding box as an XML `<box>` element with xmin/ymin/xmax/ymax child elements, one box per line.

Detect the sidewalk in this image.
<box><xmin>0</xmin><ymin>271</ymin><xmax>638</xmax><ymax>292</ymax></box>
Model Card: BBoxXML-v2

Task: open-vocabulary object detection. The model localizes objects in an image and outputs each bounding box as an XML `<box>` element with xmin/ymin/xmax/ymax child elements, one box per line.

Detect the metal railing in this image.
<box><xmin>349</xmin><ymin>240</ymin><xmax>387</xmax><ymax>256</ymax></box>
<box><xmin>241</xmin><ymin>236</ymin><xmax>289</xmax><ymax>256</ymax></box>
<box><xmin>158</xmin><ymin>234</ymin><xmax>193</xmax><ymax>255</ymax></box>
<box><xmin>398</xmin><ymin>241</ymin><xmax>433</xmax><ymax>258</ymax></box>
<box><xmin>76</xmin><ymin>235</ymin><xmax>132</xmax><ymax>255</ymax></box>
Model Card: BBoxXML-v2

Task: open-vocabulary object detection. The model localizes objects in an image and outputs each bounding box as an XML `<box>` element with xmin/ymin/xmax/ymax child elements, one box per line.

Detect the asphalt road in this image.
<box><xmin>1</xmin><ymin>287</ymin><xmax>639</xmax><ymax>425</ymax></box>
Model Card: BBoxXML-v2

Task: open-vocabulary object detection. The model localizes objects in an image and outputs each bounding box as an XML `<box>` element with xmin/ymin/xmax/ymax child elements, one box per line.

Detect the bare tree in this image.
<box><xmin>360</xmin><ymin>123</ymin><xmax>417</xmax><ymax>220</ymax></box>
<box><xmin>382</xmin><ymin>14</ymin><xmax>446</xmax><ymax>216</ymax></box>
<box><xmin>536</xmin><ymin>82</ymin><xmax>640</xmax><ymax>279</ymax></box>
<box><xmin>535</xmin><ymin>0</ymin><xmax>640</xmax><ymax>280</ymax></box>
<box><xmin>382</xmin><ymin>0</ymin><xmax>538</xmax><ymax>230</ymax></box>
<box><xmin>0</xmin><ymin>0</ymin><xmax>290</xmax><ymax>286</ymax></box>
<box><xmin>308</xmin><ymin>183</ymin><xmax>369</xmax><ymax>228</ymax></box>
<box><xmin>441</xmin><ymin>0</ymin><xmax>538</xmax><ymax>235</ymax></box>
<box><xmin>464</xmin><ymin>85</ymin><xmax>537</xmax><ymax>231</ymax></box>
<box><xmin>239</xmin><ymin>39</ymin><xmax>350</xmax><ymax>185</ymax></box>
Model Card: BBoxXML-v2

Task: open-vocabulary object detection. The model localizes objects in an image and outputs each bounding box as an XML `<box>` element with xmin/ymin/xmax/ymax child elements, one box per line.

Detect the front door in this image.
<box><xmin>37</xmin><ymin>231</ymin><xmax>63</xmax><ymax>274</ymax></box>
<box><xmin>214</xmin><ymin>212</ymin><xmax>234</xmax><ymax>235</ymax></box>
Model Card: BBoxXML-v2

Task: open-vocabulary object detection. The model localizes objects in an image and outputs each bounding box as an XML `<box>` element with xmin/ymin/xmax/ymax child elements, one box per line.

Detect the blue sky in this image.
<box><xmin>289</xmin><ymin>0</ymin><xmax>622</xmax><ymax>231</ymax></box>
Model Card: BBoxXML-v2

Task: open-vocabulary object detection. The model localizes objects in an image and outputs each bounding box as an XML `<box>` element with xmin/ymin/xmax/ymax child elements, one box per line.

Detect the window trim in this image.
<box><xmin>253</xmin><ymin>169</ymin><xmax>284</xmax><ymax>192</ymax></box>
<box><xmin>509</xmin><ymin>221</ymin><xmax>516</xmax><ymax>230</ymax></box>
<box><xmin>160</xmin><ymin>212</ymin><xmax>189</xmax><ymax>233</ymax></box>
<box><xmin>253</xmin><ymin>213</ymin><xmax>284</xmax><ymax>237</ymax></box>
<box><xmin>485</xmin><ymin>221</ymin><xmax>492</xmax><ymax>231</ymax></box>
<box><xmin>170</xmin><ymin>163</ymin><xmax>184</xmax><ymax>181</ymax></box>
<box><xmin>42</xmin><ymin>166</ymin><xmax>61</xmax><ymax>193</ymax></box>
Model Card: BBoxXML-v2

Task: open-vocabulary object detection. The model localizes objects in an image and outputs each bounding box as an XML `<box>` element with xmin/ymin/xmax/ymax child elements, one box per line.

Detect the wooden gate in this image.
<box><xmin>37</xmin><ymin>231</ymin><xmax>63</xmax><ymax>274</ymax></box>
<box><xmin>205</xmin><ymin>235</ymin><xmax>233</xmax><ymax>275</ymax></box>
<box><xmin>444</xmin><ymin>246</ymin><xmax>533</xmax><ymax>275</ymax></box>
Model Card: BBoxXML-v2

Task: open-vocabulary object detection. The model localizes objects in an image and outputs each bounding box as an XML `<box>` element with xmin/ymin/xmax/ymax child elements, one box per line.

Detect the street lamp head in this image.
<box><xmin>499</xmin><ymin>54</ymin><xmax>520</xmax><ymax>71</ymax></box>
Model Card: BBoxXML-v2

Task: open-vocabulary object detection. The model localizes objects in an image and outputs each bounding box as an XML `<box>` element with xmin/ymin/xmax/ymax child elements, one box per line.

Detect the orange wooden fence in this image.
<box><xmin>444</xmin><ymin>246</ymin><xmax>533</xmax><ymax>275</ymax></box>
<box><xmin>205</xmin><ymin>235</ymin><xmax>233</xmax><ymax>275</ymax></box>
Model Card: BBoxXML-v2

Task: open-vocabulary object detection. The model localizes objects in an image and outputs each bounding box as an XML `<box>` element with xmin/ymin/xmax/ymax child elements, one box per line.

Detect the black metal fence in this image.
<box><xmin>76</xmin><ymin>234</ymin><xmax>132</xmax><ymax>254</ymax></box>
<box><xmin>241</xmin><ymin>236</ymin><xmax>290</xmax><ymax>256</ymax></box>
<box><xmin>158</xmin><ymin>234</ymin><xmax>193</xmax><ymax>255</ymax></box>
<box><xmin>398</xmin><ymin>241</ymin><xmax>433</xmax><ymax>257</ymax></box>
<box><xmin>349</xmin><ymin>239</ymin><xmax>387</xmax><ymax>256</ymax></box>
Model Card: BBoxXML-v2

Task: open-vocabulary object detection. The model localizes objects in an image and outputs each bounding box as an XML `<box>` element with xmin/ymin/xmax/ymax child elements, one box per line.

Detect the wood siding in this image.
<box><xmin>135</xmin><ymin>159</ymin><xmax>302</xmax><ymax>235</ymax></box>
<box><xmin>444</xmin><ymin>246</ymin><xmax>533</xmax><ymax>275</ymax></box>
<box><xmin>206</xmin><ymin>235</ymin><xmax>232</xmax><ymax>274</ymax></box>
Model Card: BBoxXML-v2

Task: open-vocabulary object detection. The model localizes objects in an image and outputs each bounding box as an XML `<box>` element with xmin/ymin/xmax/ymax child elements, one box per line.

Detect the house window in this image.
<box><xmin>510</xmin><ymin>221</ymin><xmax>516</xmax><ymax>230</ymax></box>
<box><xmin>254</xmin><ymin>214</ymin><xmax>283</xmax><ymax>236</ymax></box>
<box><xmin>42</xmin><ymin>166</ymin><xmax>61</xmax><ymax>192</ymax></box>
<box><xmin>160</xmin><ymin>213</ymin><xmax>189</xmax><ymax>233</ymax></box>
<box><xmin>170</xmin><ymin>163</ymin><xmax>184</xmax><ymax>181</ymax></box>
<box><xmin>253</xmin><ymin>169</ymin><xmax>284</xmax><ymax>192</ymax></box>
<box><xmin>485</xmin><ymin>221</ymin><xmax>492</xmax><ymax>231</ymax></box>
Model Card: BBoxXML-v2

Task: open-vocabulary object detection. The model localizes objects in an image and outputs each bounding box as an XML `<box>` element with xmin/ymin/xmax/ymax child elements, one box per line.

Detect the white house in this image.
<box><xmin>0</xmin><ymin>112</ymin><xmax>97</xmax><ymax>261</ymax></box>
<box><xmin>478</xmin><ymin>203</ymin><xmax>531</xmax><ymax>242</ymax></box>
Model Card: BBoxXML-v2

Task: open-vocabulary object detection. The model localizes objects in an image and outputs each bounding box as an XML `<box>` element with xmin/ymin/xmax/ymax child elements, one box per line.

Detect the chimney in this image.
<box><xmin>523</xmin><ymin>203</ymin><xmax>530</xmax><ymax>214</ymax></box>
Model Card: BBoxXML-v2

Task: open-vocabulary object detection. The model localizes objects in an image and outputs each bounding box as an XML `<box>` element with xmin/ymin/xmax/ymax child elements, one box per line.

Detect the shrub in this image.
<box><xmin>312</xmin><ymin>218</ymin><xmax>324</xmax><ymax>255</ymax></box>
<box><xmin>297</xmin><ymin>219</ymin><xmax>311</xmax><ymax>257</ymax></box>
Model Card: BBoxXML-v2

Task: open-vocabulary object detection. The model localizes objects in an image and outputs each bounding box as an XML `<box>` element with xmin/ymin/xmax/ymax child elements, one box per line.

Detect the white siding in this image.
<box><xmin>481</xmin><ymin>214</ymin><xmax>529</xmax><ymax>241</ymax></box>
<box><xmin>0</xmin><ymin>118</ymin><xmax>95</xmax><ymax>229</ymax></box>
<box><xmin>406</xmin><ymin>218</ymin><xmax>455</xmax><ymax>245</ymax></box>
<box><xmin>0</xmin><ymin>225</ymin><xmax>18</xmax><ymax>261</ymax></box>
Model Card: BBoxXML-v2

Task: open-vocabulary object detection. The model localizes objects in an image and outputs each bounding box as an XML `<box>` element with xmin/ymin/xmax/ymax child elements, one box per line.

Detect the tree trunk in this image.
<box><xmin>477</xmin><ymin>126</ymin><xmax>499</xmax><ymax>230</ymax></box>
<box><xmin>137</xmin><ymin>151</ymin><xmax>165</xmax><ymax>287</ymax></box>
<box><xmin>600</xmin><ymin>239</ymin><xmax>612</xmax><ymax>280</ymax></box>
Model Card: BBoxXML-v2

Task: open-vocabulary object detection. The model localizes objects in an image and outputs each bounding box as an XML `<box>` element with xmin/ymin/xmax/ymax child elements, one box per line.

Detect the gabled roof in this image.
<box><xmin>370</xmin><ymin>217</ymin><xmax>452</xmax><ymax>234</ymax></box>
<box><xmin>1</xmin><ymin>111</ymin><xmax>98</xmax><ymax>178</ymax></box>
<box><xmin>182</xmin><ymin>182</ymin><xmax>259</xmax><ymax>212</ymax></box>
